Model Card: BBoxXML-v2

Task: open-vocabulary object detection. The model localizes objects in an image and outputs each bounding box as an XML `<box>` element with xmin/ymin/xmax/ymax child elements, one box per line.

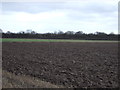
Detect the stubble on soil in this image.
<box><xmin>2</xmin><ymin>42</ymin><xmax>118</xmax><ymax>88</ymax></box>
<box><xmin>2</xmin><ymin>70</ymin><xmax>64</xmax><ymax>88</ymax></box>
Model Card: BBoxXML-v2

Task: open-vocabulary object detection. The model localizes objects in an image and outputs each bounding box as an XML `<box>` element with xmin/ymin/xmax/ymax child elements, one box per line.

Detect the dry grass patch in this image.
<box><xmin>2</xmin><ymin>70</ymin><xmax>65</xmax><ymax>88</ymax></box>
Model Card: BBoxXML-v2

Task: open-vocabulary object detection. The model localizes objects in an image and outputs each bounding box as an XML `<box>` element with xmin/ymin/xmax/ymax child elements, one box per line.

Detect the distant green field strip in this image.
<box><xmin>1</xmin><ymin>38</ymin><xmax>118</xmax><ymax>42</ymax></box>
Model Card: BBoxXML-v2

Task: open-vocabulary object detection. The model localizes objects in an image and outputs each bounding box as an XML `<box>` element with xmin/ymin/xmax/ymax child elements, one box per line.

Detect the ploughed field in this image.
<box><xmin>2</xmin><ymin>42</ymin><xmax>118</xmax><ymax>88</ymax></box>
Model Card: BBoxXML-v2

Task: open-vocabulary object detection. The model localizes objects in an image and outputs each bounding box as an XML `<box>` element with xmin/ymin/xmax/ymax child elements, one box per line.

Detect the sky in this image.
<box><xmin>0</xmin><ymin>0</ymin><xmax>119</xmax><ymax>34</ymax></box>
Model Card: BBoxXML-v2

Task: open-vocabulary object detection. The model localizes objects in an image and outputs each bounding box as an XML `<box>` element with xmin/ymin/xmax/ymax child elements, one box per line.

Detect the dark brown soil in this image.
<box><xmin>2</xmin><ymin>42</ymin><xmax>118</xmax><ymax>88</ymax></box>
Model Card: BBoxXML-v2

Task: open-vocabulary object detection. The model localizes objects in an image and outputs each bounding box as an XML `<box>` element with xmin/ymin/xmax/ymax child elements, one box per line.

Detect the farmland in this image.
<box><xmin>2</xmin><ymin>38</ymin><xmax>118</xmax><ymax>43</ymax></box>
<box><xmin>2</xmin><ymin>39</ymin><xmax>118</xmax><ymax>88</ymax></box>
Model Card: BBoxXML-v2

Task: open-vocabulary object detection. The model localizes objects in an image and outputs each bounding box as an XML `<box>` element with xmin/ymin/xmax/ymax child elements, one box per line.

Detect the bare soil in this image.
<box><xmin>2</xmin><ymin>42</ymin><xmax>118</xmax><ymax>88</ymax></box>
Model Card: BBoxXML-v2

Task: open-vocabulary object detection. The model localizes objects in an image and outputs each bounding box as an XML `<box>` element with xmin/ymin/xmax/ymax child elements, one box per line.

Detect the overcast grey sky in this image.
<box><xmin>0</xmin><ymin>0</ymin><xmax>119</xmax><ymax>34</ymax></box>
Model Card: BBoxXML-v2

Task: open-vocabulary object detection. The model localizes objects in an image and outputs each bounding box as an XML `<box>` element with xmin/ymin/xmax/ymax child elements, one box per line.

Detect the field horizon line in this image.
<box><xmin>1</xmin><ymin>38</ymin><xmax>119</xmax><ymax>43</ymax></box>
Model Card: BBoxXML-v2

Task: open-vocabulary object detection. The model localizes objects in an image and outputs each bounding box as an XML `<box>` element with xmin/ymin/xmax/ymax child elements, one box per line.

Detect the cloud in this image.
<box><xmin>0</xmin><ymin>0</ymin><xmax>119</xmax><ymax>34</ymax></box>
<box><xmin>2</xmin><ymin>2</ymin><xmax>66</xmax><ymax>14</ymax></box>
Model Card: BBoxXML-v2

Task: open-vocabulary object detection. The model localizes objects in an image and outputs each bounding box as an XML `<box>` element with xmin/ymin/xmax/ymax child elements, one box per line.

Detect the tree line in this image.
<box><xmin>1</xmin><ymin>29</ymin><xmax>119</xmax><ymax>40</ymax></box>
